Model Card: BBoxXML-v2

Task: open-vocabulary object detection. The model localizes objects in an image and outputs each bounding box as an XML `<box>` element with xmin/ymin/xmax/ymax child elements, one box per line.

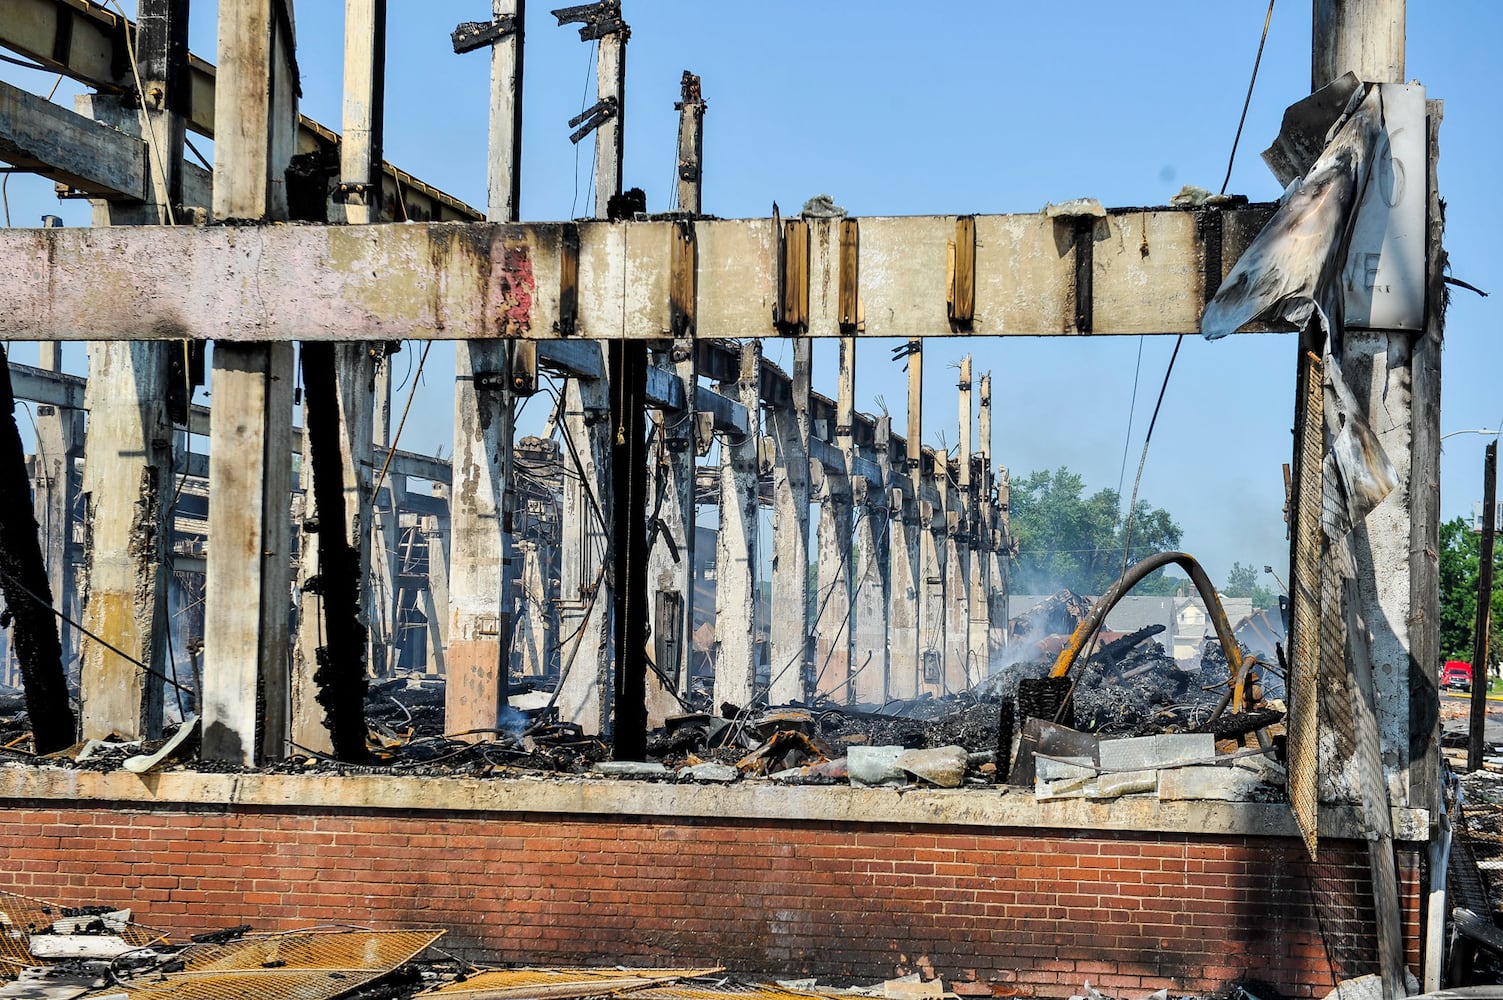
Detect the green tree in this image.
<box><xmin>1008</xmin><ymin>467</ymin><xmax>1182</xmax><ymax>596</ymax></box>
<box><xmin>1439</xmin><ymin>516</ymin><xmax>1503</xmax><ymax>663</ymax></box>
<box><xmin>1223</xmin><ymin>561</ymin><xmax>1276</xmax><ymax>610</ymax></box>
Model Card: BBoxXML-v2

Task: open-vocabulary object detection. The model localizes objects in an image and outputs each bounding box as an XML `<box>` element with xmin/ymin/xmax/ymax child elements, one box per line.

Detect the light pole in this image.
<box><xmin>1263</xmin><ymin>565</ymin><xmax>1289</xmax><ymax>595</ymax></box>
<box><xmin>1442</xmin><ymin>427</ymin><xmax>1502</xmax><ymax>443</ymax></box>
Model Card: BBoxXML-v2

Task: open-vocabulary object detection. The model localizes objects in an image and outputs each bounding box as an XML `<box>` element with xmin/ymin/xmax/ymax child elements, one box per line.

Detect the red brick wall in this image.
<box><xmin>0</xmin><ymin>803</ymin><xmax>1423</xmax><ymax>998</ymax></box>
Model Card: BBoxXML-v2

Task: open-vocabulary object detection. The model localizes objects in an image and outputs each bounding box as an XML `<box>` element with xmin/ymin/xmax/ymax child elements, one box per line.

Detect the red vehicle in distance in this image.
<box><xmin>1443</xmin><ymin>660</ymin><xmax>1474</xmax><ymax>693</ymax></box>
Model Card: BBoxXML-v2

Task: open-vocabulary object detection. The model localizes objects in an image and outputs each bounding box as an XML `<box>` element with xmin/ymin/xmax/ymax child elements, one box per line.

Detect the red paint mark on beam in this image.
<box><xmin>492</xmin><ymin>242</ymin><xmax>534</xmax><ymax>337</ymax></box>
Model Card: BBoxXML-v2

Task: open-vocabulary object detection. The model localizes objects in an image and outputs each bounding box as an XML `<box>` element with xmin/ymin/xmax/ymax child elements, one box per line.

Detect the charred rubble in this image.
<box><xmin>1</xmin><ymin>596</ymin><xmax>1286</xmax><ymax>797</ymax></box>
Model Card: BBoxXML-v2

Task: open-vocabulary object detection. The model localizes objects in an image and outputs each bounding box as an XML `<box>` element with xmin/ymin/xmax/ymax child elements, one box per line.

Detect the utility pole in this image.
<box><xmin>1468</xmin><ymin>440</ymin><xmax>1497</xmax><ymax>771</ymax></box>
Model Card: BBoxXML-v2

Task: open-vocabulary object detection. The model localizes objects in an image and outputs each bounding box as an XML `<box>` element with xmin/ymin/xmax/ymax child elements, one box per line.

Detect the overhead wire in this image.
<box><xmin>569</xmin><ymin>40</ymin><xmax>599</xmax><ymax>219</ymax></box>
<box><xmin>0</xmin><ymin>566</ymin><xmax>193</xmax><ymax>697</ymax></box>
<box><xmin>371</xmin><ymin>342</ymin><xmax>433</xmax><ymax>502</ymax></box>
<box><xmin>1115</xmin><ymin>0</ymin><xmax>1276</xmax><ymax>585</ymax></box>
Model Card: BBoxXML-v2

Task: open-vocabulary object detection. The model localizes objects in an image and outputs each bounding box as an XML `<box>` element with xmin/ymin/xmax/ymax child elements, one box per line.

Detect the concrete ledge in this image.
<box><xmin>0</xmin><ymin>766</ymin><xmax>1430</xmax><ymax>841</ymax></box>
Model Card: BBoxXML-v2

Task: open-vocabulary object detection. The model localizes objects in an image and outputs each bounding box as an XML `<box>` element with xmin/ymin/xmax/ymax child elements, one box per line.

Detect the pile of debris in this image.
<box><xmin>0</xmin><ymin>585</ymin><xmax>1285</xmax><ymax>801</ymax></box>
<box><xmin>0</xmin><ymin>685</ymin><xmax>27</xmax><ymax>754</ymax></box>
<box><xmin>6</xmin><ymin>886</ymin><xmax>1110</xmax><ymax>1000</ymax></box>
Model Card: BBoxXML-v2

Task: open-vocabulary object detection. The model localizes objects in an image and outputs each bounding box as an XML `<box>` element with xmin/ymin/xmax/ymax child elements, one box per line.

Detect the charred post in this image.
<box><xmin>1467</xmin><ymin>440</ymin><xmax>1496</xmax><ymax>772</ymax></box>
<box><xmin>299</xmin><ymin>344</ymin><xmax>370</xmax><ymax>764</ymax></box>
<box><xmin>0</xmin><ymin>346</ymin><xmax>74</xmax><ymax>753</ymax></box>
<box><xmin>610</xmin><ymin>339</ymin><xmax>650</xmax><ymax>760</ymax></box>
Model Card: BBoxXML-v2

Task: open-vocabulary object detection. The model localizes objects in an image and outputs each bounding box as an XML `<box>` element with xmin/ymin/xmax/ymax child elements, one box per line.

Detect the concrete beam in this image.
<box><xmin>8</xmin><ymin>362</ymin><xmax>84</xmax><ymax>409</ymax></box>
<box><xmin>0</xmin><ymin>79</ymin><xmax>145</xmax><ymax>199</ymax></box>
<box><xmin>0</xmin><ymin>205</ymin><xmax>1277</xmax><ymax>342</ymax></box>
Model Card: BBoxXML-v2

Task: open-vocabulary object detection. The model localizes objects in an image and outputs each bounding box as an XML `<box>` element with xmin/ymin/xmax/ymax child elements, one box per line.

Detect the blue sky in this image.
<box><xmin>3</xmin><ymin>1</ymin><xmax>1500</xmax><ymax>591</ymax></box>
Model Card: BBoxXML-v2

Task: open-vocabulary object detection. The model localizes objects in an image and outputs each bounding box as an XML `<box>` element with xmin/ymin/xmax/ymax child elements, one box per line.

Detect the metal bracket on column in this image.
<box><xmin>555</xmin><ymin>224</ymin><xmax>579</xmax><ymax>336</ymax></box>
<box><xmin>948</xmin><ymin>215</ymin><xmax>976</xmax><ymax>330</ymax></box>
<box><xmin>552</xmin><ymin>0</ymin><xmax>628</xmax><ymax>40</ymax></box>
<box><xmin>693</xmin><ymin>412</ymin><xmax>714</xmax><ymax>456</ymax></box>
<box><xmin>670</xmin><ymin>220</ymin><xmax>696</xmax><ymax>338</ymax></box>
<box><xmin>773</xmin><ymin>205</ymin><xmax>809</xmax><ymax>335</ymax></box>
<box><xmin>1072</xmin><ymin>216</ymin><xmax>1094</xmax><ymax>333</ymax></box>
<box><xmin>451</xmin><ymin>15</ymin><xmax>518</xmax><ymax>54</ymax></box>
<box><xmin>511</xmin><ymin>341</ymin><xmax>538</xmax><ymax>396</ymax></box>
<box><xmin>839</xmin><ymin>218</ymin><xmax>861</xmax><ymax>333</ymax></box>
<box><xmin>568</xmin><ymin>97</ymin><xmax>619</xmax><ymax>145</ymax></box>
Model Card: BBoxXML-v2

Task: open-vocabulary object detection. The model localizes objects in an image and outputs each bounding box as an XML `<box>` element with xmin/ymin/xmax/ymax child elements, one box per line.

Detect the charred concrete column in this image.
<box><xmin>446</xmin><ymin>0</ymin><xmax>525</xmax><ymax>740</ymax></box>
<box><xmin>515</xmin><ymin>539</ymin><xmax>550</xmax><ymax>678</ymax></box>
<box><xmin>674</xmin><ymin>72</ymin><xmax>704</xmax><ymax>215</ymax></box>
<box><xmin>917</xmin><ymin>458</ymin><xmax>945</xmax><ymax>698</ymax></box>
<box><xmin>767</xmin><ymin>340</ymin><xmax>812</xmax><ymax>705</ymax></box>
<box><xmin>850</xmin><ymin>473</ymin><xmax>889</xmax><ymax>706</ymax></box>
<box><xmin>0</xmin><ymin>344</ymin><xmax>74</xmax><ymax>753</ymax></box>
<box><xmin>30</xmin><ymin>343</ymin><xmax>82</xmax><ymax>681</ymax></box>
<box><xmin>289</xmin><ymin>0</ymin><xmax>383</xmax><ymax>754</ymax></box>
<box><xmin>75</xmin><ymin>0</ymin><xmax>187</xmax><ymax>742</ymax></box>
<box><xmin>714</xmin><ymin>342</ymin><xmax>760</xmax><ymax>712</ymax></box>
<box><xmin>658</xmin><ymin>73</ymin><xmax>703</xmax><ymax>705</ymax></box>
<box><xmin>886</xmin><ymin>439</ymin><xmax>920</xmax><ymax>702</ymax></box>
<box><xmin>1308</xmin><ymin>5</ymin><xmax>1420</xmax><ymax>996</ymax></box>
<box><xmin>422</xmin><ymin>483</ymin><xmax>450</xmax><ymax>676</ymax></box>
<box><xmin>448</xmin><ymin>346</ymin><xmax>514</xmax><ymax>735</ymax></box>
<box><xmin>941</xmin><ymin>465</ymin><xmax>970</xmax><ymax>693</ymax></box>
<box><xmin>202</xmin><ymin>0</ymin><xmax>300</xmax><ymax>765</ymax></box>
<box><xmin>368</xmin><ymin>355</ymin><xmax>393</xmax><ymax>675</ymax></box>
<box><xmin>79</xmin><ymin>343</ymin><xmax>173</xmax><ymax>740</ymax></box>
<box><xmin>969</xmin><ymin>372</ymin><xmax>995</xmax><ymax>676</ymax></box>
<box><xmin>946</xmin><ymin>356</ymin><xmax>973</xmax><ymax>689</ymax></box>
<box><xmin>991</xmin><ymin>466</ymin><xmax>1012</xmax><ymax>645</ymax></box>
<box><xmin>555</xmin><ymin>375</ymin><xmax>614</xmax><ymax>734</ymax></box>
<box><xmin>812</xmin><ymin>461</ymin><xmax>852</xmax><ymax>703</ymax></box>
<box><xmin>644</xmin><ymin>370</ymin><xmax>696</xmax><ymax>725</ymax></box>
<box><xmin>369</xmin><ymin>468</ymin><xmax>400</xmax><ymax>679</ymax></box>
<box><xmin>290</xmin><ymin>347</ymin><xmax>375</xmax><ymax>756</ymax></box>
